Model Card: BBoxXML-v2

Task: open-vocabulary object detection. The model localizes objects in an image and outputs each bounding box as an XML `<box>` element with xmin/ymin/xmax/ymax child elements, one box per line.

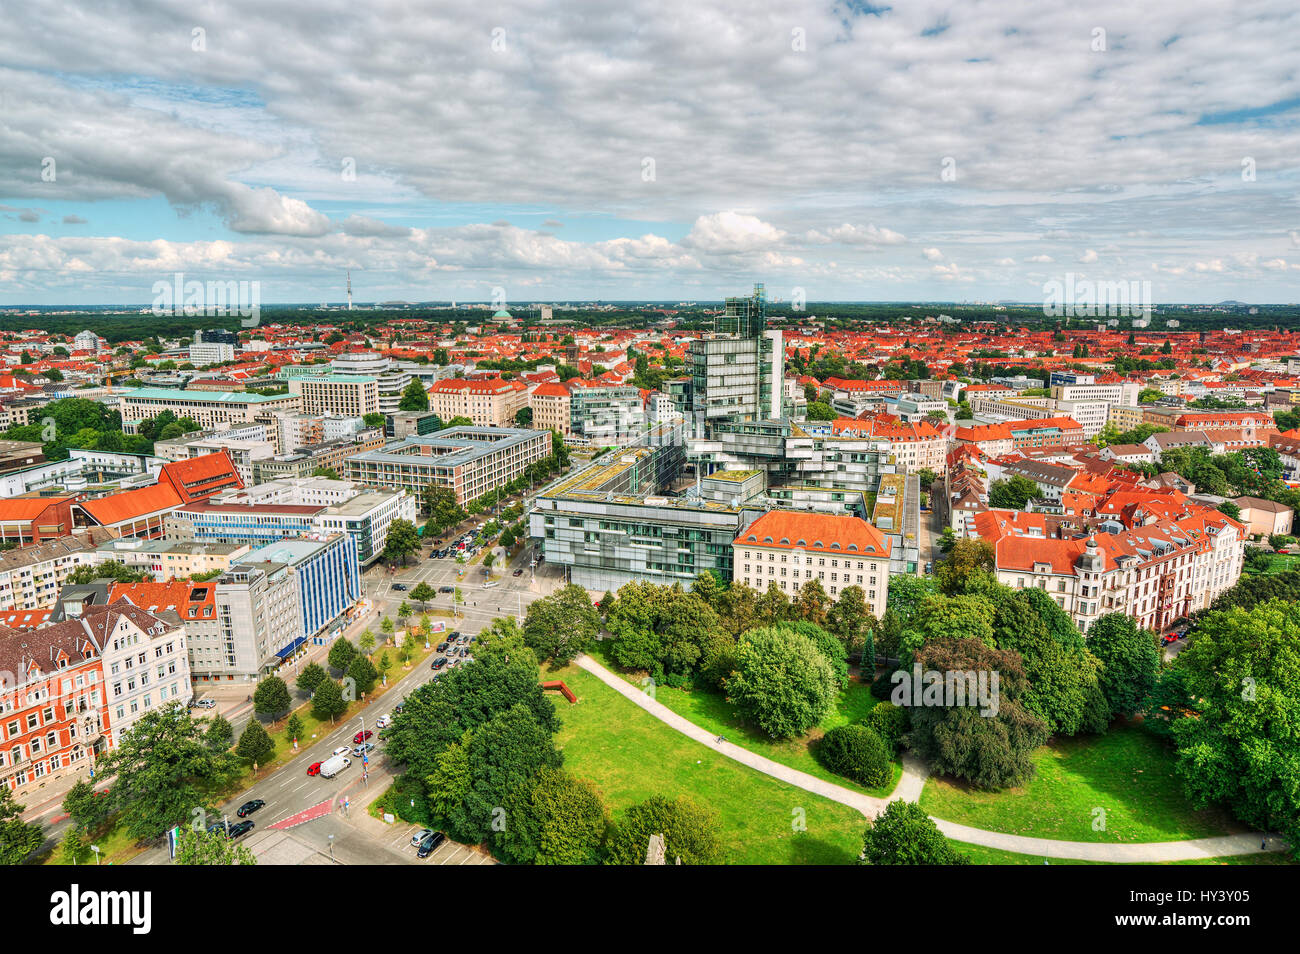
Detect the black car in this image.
<box><xmin>417</xmin><ymin>830</ymin><xmax>446</xmax><ymax>859</ymax></box>
<box><xmin>392</xmin><ymin>583</ymin><xmax>407</xmax><ymax>591</ymax></box>
<box><xmin>439</xmin><ymin>586</ymin><xmax>454</xmax><ymax>594</ymax></box>
<box><xmin>448</xmin><ymin>631</ymin><xmax>461</xmax><ymax>640</ymax></box>
<box><xmin>227</xmin><ymin>820</ymin><xmax>255</xmax><ymax>839</ymax></box>
<box><xmin>513</xmin><ymin>568</ymin><xmax>524</xmax><ymax>576</ymax></box>
<box><xmin>237</xmin><ymin>799</ymin><xmax>265</xmax><ymax>818</ymax></box>
<box><xmin>436</xmin><ymin>641</ymin><xmax>449</xmax><ymax>653</ymax></box>
<box><xmin>206</xmin><ymin>822</ymin><xmax>228</xmax><ymax>835</ymax></box>
<box><xmin>430</xmin><ymin>656</ymin><xmax>448</xmax><ymax>670</ymax></box>
<box><xmin>394</xmin><ymin>702</ymin><xmax>405</xmax><ymax>714</ymax></box>
<box><xmin>456</xmin><ymin>633</ymin><xmax>470</xmax><ymax>645</ymax></box>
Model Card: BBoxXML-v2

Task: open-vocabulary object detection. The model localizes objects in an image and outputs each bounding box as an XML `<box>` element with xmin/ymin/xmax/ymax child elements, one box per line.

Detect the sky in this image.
<box><xmin>2</xmin><ymin>0</ymin><xmax>1299</xmax><ymax>306</ymax></box>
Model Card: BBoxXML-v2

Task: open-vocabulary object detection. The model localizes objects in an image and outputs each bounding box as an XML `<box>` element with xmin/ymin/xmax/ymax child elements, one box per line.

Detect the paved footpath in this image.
<box><xmin>575</xmin><ymin>654</ymin><xmax>1283</xmax><ymax>863</ymax></box>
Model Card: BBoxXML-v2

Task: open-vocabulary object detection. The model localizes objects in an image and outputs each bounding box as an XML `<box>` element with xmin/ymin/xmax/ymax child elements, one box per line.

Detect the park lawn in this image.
<box><xmin>42</xmin><ymin>817</ymin><xmax>144</xmax><ymax>866</ymax></box>
<box><xmin>920</xmin><ymin>722</ymin><xmax>1245</xmax><ymax>844</ymax></box>
<box><xmin>584</xmin><ymin>641</ymin><xmax>901</xmax><ymax>798</ymax></box>
<box><xmin>952</xmin><ymin>842</ymin><xmax>1295</xmax><ymax>866</ymax></box>
<box><xmin>1246</xmin><ymin>553</ymin><xmax>1300</xmax><ymax>575</ymax></box>
<box><xmin>552</xmin><ymin>665</ymin><xmax>869</xmax><ymax>865</ymax></box>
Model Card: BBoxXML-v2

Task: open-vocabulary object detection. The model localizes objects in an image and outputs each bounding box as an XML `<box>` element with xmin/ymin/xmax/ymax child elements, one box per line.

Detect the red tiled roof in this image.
<box><xmin>736</xmin><ymin>510</ymin><xmax>892</xmax><ymax>557</ymax></box>
<box><xmin>78</xmin><ymin>483</ymin><xmax>182</xmax><ymax>527</ymax></box>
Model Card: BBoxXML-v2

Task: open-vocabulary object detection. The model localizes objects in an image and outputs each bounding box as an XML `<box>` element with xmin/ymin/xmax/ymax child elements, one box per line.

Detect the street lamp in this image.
<box><xmin>91</xmin><ymin>845</ymin><xmax>100</xmax><ymax>865</ymax></box>
<box><xmin>327</xmin><ymin>834</ymin><xmax>334</xmax><ymax>862</ymax></box>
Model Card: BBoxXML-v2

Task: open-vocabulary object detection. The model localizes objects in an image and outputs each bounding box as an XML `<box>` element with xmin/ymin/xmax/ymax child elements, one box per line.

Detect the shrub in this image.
<box><xmin>816</xmin><ymin>724</ymin><xmax>890</xmax><ymax>787</ymax></box>
<box><xmin>862</xmin><ymin>702</ymin><xmax>908</xmax><ymax>758</ymax></box>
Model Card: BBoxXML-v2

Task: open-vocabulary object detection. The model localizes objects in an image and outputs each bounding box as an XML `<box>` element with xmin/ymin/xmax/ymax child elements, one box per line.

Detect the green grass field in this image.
<box><xmin>585</xmin><ymin>641</ymin><xmax>901</xmax><ymax>798</ymax></box>
<box><xmin>553</xmin><ymin>665</ymin><xmax>870</xmax><ymax>864</ymax></box>
<box><xmin>952</xmin><ymin>842</ymin><xmax>1294</xmax><ymax>865</ymax></box>
<box><xmin>1245</xmin><ymin>552</ymin><xmax>1300</xmax><ymax>575</ymax></box>
<box><xmin>920</xmin><ymin>722</ymin><xmax>1244</xmax><ymax>844</ymax></box>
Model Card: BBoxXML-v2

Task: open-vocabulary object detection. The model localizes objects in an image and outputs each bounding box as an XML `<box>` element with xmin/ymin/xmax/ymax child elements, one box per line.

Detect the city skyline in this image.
<box><xmin>2</xmin><ymin>1</ymin><xmax>1299</xmax><ymax>305</ymax></box>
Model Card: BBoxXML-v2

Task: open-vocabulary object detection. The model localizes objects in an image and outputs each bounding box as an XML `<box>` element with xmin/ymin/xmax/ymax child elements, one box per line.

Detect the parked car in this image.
<box><xmin>436</xmin><ymin>641</ymin><xmax>449</xmax><ymax>653</ymax></box>
<box><xmin>483</xmin><ymin>580</ymin><xmax>499</xmax><ymax>589</ymax></box>
<box><xmin>237</xmin><ymin>799</ymin><xmax>265</xmax><ymax>818</ymax></box>
<box><xmin>410</xmin><ymin>828</ymin><xmax>434</xmax><ymax>847</ymax></box>
<box><xmin>448</xmin><ymin>631</ymin><xmax>461</xmax><ymax>640</ymax></box>
<box><xmin>513</xmin><ymin>568</ymin><xmax>524</xmax><ymax>576</ymax></box>
<box><xmin>439</xmin><ymin>585</ymin><xmax>454</xmax><ymax>593</ymax></box>
<box><xmin>417</xmin><ymin>831</ymin><xmax>446</xmax><ymax>859</ymax></box>
<box><xmin>393</xmin><ymin>702</ymin><xmax>405</xmax><ymax>715</ymax></box>
<box><xmin>392</xmin><ymin>583</ymin><xmax>407</xmax><ymax>591</ymax></box>
<box><xmin>192</xmin><ymin>698</ymin><xmax>217</xmax><ymax>709</ymax></box>
<box><xmin>353</xmin><ymin>729</ymin><xmax>372</xmax><ymax>744</ymax></box>
<box><xmin>430</xmin><ymin>656</ymin><xmax>448</xmax><ymax>670</ymax></box>
<box><xmin>227</xmin><ymin>820</ymin><xmax>255</xmax><ymax>839</ymax></box>
<box><xmin>307</xmin><ymin>761</ymin><xmax>322</xmax><ymax>776</ymax></box>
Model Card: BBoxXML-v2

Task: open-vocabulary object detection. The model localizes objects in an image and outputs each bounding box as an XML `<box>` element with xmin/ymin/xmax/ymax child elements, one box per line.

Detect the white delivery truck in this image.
<box><xmin>319</xmin><ymin>754</ymin><xmax>352</xmax><ymax>779</ymax></box>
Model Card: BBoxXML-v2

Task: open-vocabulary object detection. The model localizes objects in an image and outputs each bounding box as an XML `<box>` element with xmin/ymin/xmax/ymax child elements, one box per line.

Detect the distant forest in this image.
<box><xmin>5</xmin><ymin>301</ymin><xmax>1300</xmax><ymax>342</ymax></box>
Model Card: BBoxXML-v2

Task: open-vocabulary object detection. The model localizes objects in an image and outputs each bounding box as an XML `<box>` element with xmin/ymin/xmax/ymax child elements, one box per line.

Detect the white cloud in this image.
<box><xmin>682</xmin><ymin>212</ymin><xmax>785</xmax><ymax>254</ymax></box>
<box><xmin>922</xmin><ymin>247</ymin><xmax>944</xmax><ymax>261</ymax></box>
<box><xmin>1078</xmin><ymin>249</ymin><xmax>1099</xmax><ymax>264</ymax></box>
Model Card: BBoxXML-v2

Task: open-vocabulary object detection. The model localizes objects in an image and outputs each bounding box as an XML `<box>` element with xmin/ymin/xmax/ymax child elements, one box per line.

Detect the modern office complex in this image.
<box><xmin>119</xmin><ymin>388</ymin><xmax>301</xmax><ymax>432</ymax></box>
<box><xmin>289</xmin><ymin>374</ymin><xmax>380</xmax><ymax>418</ymax></box>
<box><xmin>237</xmin><ymin>534</ymin><xmax>361</xmax><ymax>647</ymax></box>
<box><xmin>345</xmin><ymin>426</ymin><xmax>550</xmax><ymax>505</ymax></box>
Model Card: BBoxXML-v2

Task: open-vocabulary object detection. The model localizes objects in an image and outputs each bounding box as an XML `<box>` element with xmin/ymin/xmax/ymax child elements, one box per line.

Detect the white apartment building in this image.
<box><xmin>0</xmin><ymin>536</ymin><xmax>100</xmax><ymax>612</ymax></box>
<box><xmin>92</xmin><ymin>603</ymin><xmax>193</xmax><ymax>745</ymax></box>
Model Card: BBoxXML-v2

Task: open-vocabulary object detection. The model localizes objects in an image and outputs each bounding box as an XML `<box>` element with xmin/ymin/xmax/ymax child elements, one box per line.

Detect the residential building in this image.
<box><xmin>119</xmin><ymin>387</ymin><xmax>300</xmax><ymax>432</ymax></box>
<box><xmin>289</xmin><ymin>374</ymin><xmax>380</xmax><ymax>418</ymax></box>
<box><xmin>427</xmin><ymin>377</ymin><xmax>528</xmax><ymax>427</ymax></box>
<box><xmin>1232</xmin><ymin>497</ymin><xmax>1293</xmax><ymax>538</ymax></box>
<box><xmin>0</xmin><ymin>534</ymin><xmax>104</xmax><ymax>612</ymax></box>
<box><xmin>530</xmin><ymin>381</ymin><xmax>572</xmax><ymax>436</ymax></box>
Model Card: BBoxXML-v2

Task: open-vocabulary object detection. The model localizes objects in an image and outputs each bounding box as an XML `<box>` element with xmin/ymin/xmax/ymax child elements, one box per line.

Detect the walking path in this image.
<box><xmin>575</xmin><ymin>654</ymin><xmax>1282</xmax><ymax>863</ymax></box>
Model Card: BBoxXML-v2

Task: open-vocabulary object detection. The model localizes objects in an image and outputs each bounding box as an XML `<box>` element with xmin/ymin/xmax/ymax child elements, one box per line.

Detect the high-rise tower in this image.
<box><xmin>347</xmin><ymin>270</ymin><xmax>353</xmax><ymax>311</ymax></box>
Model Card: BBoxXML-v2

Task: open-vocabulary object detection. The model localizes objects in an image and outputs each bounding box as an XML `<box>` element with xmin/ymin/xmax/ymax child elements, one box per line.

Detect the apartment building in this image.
<box><xmin>733</xmin><ymin>510</ymin><xmax>892</xmax><ymax>616</ymax></box>
<box><xmin>0</xmin><ymin>535</ymin><xmax>102</xmax><ymax>612</ymax></box>
<box><xmin>93</xmin><ymin>538</ymin><xmax>250</xmax><ymax>580</ymax></box>
<box><xmin>0</xmin><ymin>620</ymin><xmax>109</xmax><ymax>796</ymax></box>
<box><xmin>827</xmin><ymin>417</ymin><xmax>946</xmax><ymax>474</ymax></box>
<box><xmin>428</xmin><ymin>377</ymin><xmax>528</xmax><ymax>427</ymax></box>
<box><xmin>530</xmin><ymin>381</ymin><xmax>572</xmax><ymax>435</ymax></box>
<box><xmin>108</xmin><ymin>581</ymin><xmax>222</xmax><ymax>682</ymax></box>
<box><xmin>289</xmin><ymin>374</ymin><xmax>379</xmax><ymax>418</ymax></box>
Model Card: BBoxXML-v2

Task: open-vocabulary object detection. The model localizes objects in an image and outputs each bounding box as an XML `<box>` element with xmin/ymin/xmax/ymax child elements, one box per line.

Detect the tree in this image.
<box><xmin>62</xmin><ymin>780</ymin><xmax>111</xmax><ymax>832</ymax></box>
<box><xmin>98</xmin><ymin>704</ymin><xmax>234</xmax><ymax>841</ymax></box>
<box><xmin>252</xmin><ymin>676</ymin><xmax>291</xmax><ymax>720</ymax></box>
<box><xmin>311</xmin><ymin>466</ymin><xmax>340</xmax><ymax>479</ymax></box>
<box><xmin>363</xmin><ymin>412</ymin><xmax>386</xmax><ymax>428</ymax></box>
<box><xmin>311</xmin><ymin>678</ymin><xmax>347</xmax><ymax>723</ymax></box>
<box><xmin>1162</xmin><ymin>600</ymin><xmax>1300</xmax><ymax>854</ymax></box>
<box><xmin>380</xmin><ymin>616</ymin><xmax>395</xmax><ymax>641</ymax></box>
<box><xmin>0</xmin><ymin>787</ymin><xmax>43</xmax><ymax>865</ymax></box>
<box><xmin>806</xmin><ymin>401</ymin><xmax>837</xmax><ymax>421</ymax></box>
<box><xmin>423</xmin><ymin>485</ymin><xmax>466</xmax><ymax>529</ymax></box>
<box><xmin>65</xmin><ymin>560</ymin><xmax>149</xmax><ymax>586</ymax></box>
<box><xmin>793</xmin><ymin>578</ymin><xmax>830</xmax><ymax>626</ymax></box>
<box><xmin>988</xmin><ymin>475</ymin><xmax>1039</xmax><ymax>509</ymax></box>
<box><xmin>514</xmin><ymin>407</ymin><xmax>534</xmax><ymax>427</ymax></box>
<box><xmin>347</xmin><ymin>654</ymin><xmax>379</xmax><ymax>695</ymax></box>
<box><xmin>398</xmin><ymin>379</ymin><xmax>430</xmax><ymax>411</ymax></box>
<box><xmin>904</xmin><ymin>637</ymin><xmax>1049</xmax><ymax>789</ymax></box>
<box><xmin>605</xmin><ymin>795</ymin><xmax>721</xmax><ymax>865</ymax></box>
<box><xmin>383</xmin><ymin>518</ymin><xmax>421</xmax><ymax>566</ymax></box>
<box><xmin>204</xmin><ymin>713</ymin><xmax>233</xmax><ymax>753</ymax></box>
<box><xmin>817</xmin><ymin>725</ymin><xmax>890</xmax><ymax>786</ymax></box>
<box><xmin>496</xmin><ymin>766</ymin><xmax>609</xmax><ymax>865</ymax></box>
<box><xmin>173</xmin><ymin>826</ymin><xmax>258</xmax><ymax>865</ymax></box>
<box><xmin>757</xmin><ymin>581</ymin><xmax>790</xmax><ymax>626</ymax></box>
<box><xmin>60</xmin><ymin>825</ymin><xmax>91</xmax><ymax>865</ymax></box>
<box><xmin>859</xmin><ymin>799</ymin><xmax>968</xmax><ymax>865</ymax></box>
<box><xmin>1217</xmin><ymin>501</ymin><xmax>1241</xmax><ymax>521</ymax></box>
<box><xmin>1086</xmin><ymin>613</ymin><xmax>1160</xmax><ymax>717</ymax></box>
<box><xmin>359</xmin><ymin>628</ymin><xmax>377</xmax><ymax>655</ymax></box>
<box><xmin>378</xmin><ymin>650</ymin><xmax>393</xmax><ymax>684</ymax></box>
<box><xmin>410</xmin><ymin>582</ymin><xmax>435</xmax><ymax>610</ymax></box>
<box><xmin>725</xmin><ymin>627</ymin><xmax>836</xmax><ymax>740</ymax></box>
<box><xmin>523</xmin><ymin>583</ymin><xmax>601</xmax><ymax>665</ymax></box>
<box><xmin>327</xmin><ymin>637</ymin><xmax>357</xmax><ymax>673</ymax></box>
<box><xmin>297</xmin><ymin>662</ymin><xmax>327</xmax><ymax>697</ymax></box>
<box><xmin>236</xmin><ymin>721</ymin><xmax>275</xmax><ymax>766</ymax></box>
<box><xmin>396</xmin><ymin>601</ymin><xmax>412</xmax><ymax>624</ymax></box>
<box><xmin>286</xmin><ymin>713</ymin><xmax>305</xmax><ymax>744</ymax></box>
<box><xmin>935</xmin><ymin>538</ymin><xmax>996</xmax><ymax>594</ymax></box>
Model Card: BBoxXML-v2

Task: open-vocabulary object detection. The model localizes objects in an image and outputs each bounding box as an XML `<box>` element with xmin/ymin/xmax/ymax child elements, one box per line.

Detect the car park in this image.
<box><xmin>353</xmin><ymin>730</ymin><xmax>373</xmax><ymax>744</ymax></box>
<box><xmin>417</xmin><ymin>831</ymin><xmax>446</xmax><ymax>859</ymax></box>
<box><xmin>307</xmin><ymin>761</ymin><xmax>322</xmax><ymax>776</ymax></box>
<box><xmin>227</xmin><ymin>821</ymin><xmax>255</xmax><ymax>839</ymax></box>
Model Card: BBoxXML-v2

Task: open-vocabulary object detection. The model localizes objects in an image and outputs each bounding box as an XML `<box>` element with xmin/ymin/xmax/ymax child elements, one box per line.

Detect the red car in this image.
<box><xmin>353</xmin><ymin>729</ymin><xmax>373</xmax><ymax>744</ymax></box>
<box><xmin>307</xmin><ymin>761</ymin><xmax>322</xmax><ymax>776</ymax></box>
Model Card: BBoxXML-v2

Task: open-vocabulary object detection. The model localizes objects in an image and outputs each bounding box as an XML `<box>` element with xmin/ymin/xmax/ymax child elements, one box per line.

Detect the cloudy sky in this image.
<box><xmin>2</xmin><ymin>0</ymin><xmax>1299</xmax><ymax>306</ymax></box>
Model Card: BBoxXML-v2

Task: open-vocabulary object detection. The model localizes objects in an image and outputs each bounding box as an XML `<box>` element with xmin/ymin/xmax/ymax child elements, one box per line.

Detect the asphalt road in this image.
<box><xmin>123</xmin><ymin>543</ymin><xmax>568</xmax><ymax>865</ymax></box>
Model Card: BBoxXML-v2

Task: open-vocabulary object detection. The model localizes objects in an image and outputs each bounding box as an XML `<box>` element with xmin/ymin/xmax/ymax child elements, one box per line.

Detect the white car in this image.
<box><xmin>331</xmin><ymin>745</ymin><xmax>351</xmax><ymax>758</ymax></box>
<box><xmin>482</xmin><ymin>580</ymin><xmax>499</xmax><ymax>589</ymax></box>
<box><xmin>193</xmin><ymin>698</ymin><xmax>217</xmax><ymax>709</ymax></box>
<box><xmin>410</xmin><ymin>828</ymin><xmax>434</xmax><ymax>847</ymax></box>
<box><xmin>376</xmin><ymin>714</ymin><xmax>391</xmax><ymax>729</ymax></box>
